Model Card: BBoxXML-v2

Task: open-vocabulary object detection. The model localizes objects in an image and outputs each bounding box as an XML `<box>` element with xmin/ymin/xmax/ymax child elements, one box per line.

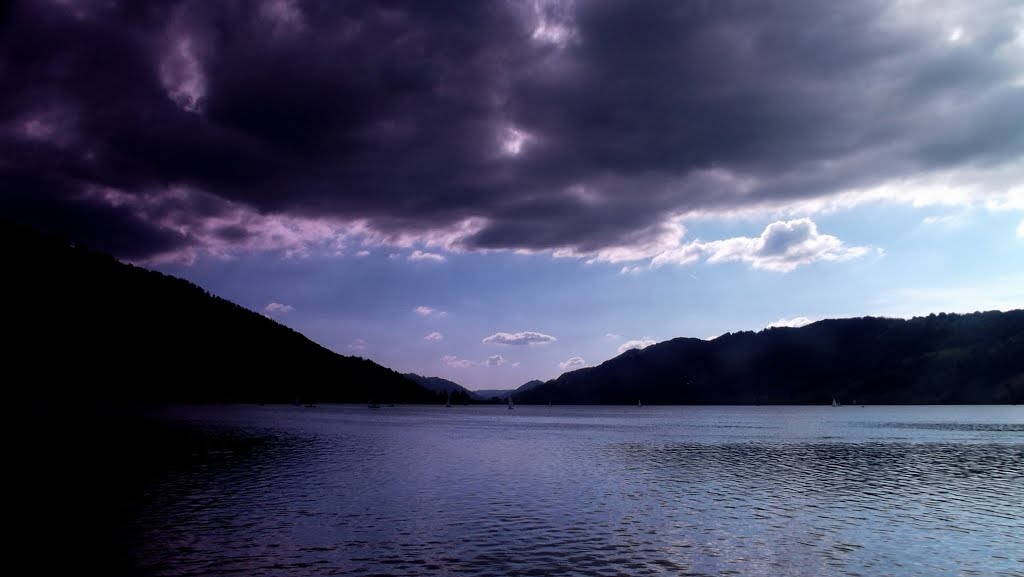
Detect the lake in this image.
<box><xmin>128</xmin><ymin>405</ymin><xmax>1023</xmax><ymax>576</ymax></box>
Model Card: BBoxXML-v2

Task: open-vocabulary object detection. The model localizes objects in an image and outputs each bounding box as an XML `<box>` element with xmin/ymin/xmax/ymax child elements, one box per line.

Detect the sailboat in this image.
<box><xmin>507</xmin><ymin>395</ymin><xmax>514</xmax><ymax>410</ymax></box>
<box><xmin>832</xmin><ymin>397</ymin><xmax>840</xmax><ymax>407</ymax></box>
<box><xmin>638</xmin><ymin>399</ymin><xmax>642</xmax><ymax>407</ymax></box>
<box><xmin>445</xmin><ymin>390</ymin><xmax>452</xmax><ymax>408</ymax></box>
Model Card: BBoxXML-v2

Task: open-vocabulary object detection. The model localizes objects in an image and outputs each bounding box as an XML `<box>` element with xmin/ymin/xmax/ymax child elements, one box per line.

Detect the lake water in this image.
<box><xmin>131</xmin><ymin>405</ymin><xmax>1024</xmax><ymax>576</ymax></box>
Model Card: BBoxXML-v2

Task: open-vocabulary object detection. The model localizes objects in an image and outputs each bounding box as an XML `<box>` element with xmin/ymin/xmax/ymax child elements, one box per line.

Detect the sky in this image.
<box><xmin>2</xmin><ymin>0</ymin><xmax>1023</xmax><ymax>389</ymax></box>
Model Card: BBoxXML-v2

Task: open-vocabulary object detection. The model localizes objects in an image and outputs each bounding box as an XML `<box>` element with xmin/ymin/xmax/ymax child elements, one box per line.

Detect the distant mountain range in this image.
<box><xmin>404</xmin><ymin>374</ymin><xmax>544</xmax><ymax>402</ymax></box>
<box><xmin>404</xmin><ymin>373</ymin><xmax>474</xmax><ymax>403</ymax></box>
<box><xmin>471</xmin><ymin>380</ymin><xmax>546</xmax><ymax>401</ymax></box>
<box><xmin>3</xmin><ymin>221</ymin><xmax>443</xmax><ymax>405</ymax></box>
<box><xmin>7</xmin><ymin>220</ymin><xmax>1021</xmax><ymax>406</ymax></box>
<box><xmin>517</xmin><ymin>312</ymin><xmax>1024</xmax><ymax>405</ymax></box>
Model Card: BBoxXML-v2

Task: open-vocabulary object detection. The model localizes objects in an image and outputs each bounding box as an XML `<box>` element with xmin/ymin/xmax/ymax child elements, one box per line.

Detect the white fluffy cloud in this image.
<box><xmin>638</xmin><ymin>218</ymin><xmax>871</xmax><ymax>272</ymax></box>
<box><xmin>559</xmin><ymin>356</ymin><xmax>586</xmax><ymax>371</ymax></box>
<box><xmin>423</xmin><ymin>332</ymin><xmax>444</xmax><ymax>341</ymax></box>
<box><xmin>921</xmin><ymin>214</ymin><xmax>969</xmax><ymax>228</ymax></box>
<box><xmin>767</xmin><ymin>317</ymin><xmax>814</xmax><ymax>329</ymax></box>
<box><xmin>1017</xmin><ymin>219</ymin><xmax>1024</xmax><ymax>239</ymax></box>
<box><xmin>408</xmin><ymin>250</ymin><xmax>446</xmax><ymax>262</ymax></box>
<box><xmin>618</xmin><ymin>339</ymin><xmax>656</xmax><ymax>354</ymax></box>
<box><xmin>263</xmin><ymin>302</ymin><xmax>293</xmax><ymax>314</ymax></box>
<box><xmin>443</xmin><ymin>354</ymin><xmax>516</xmax><ymax>368</ymax></box>
<box><xmin>482</xmin><ymin>331</ymin><xmax>557</xmax><ymax>345</ymax></box>
<box><xmin>347</xmin><ymin>338</ymin><xmax>367</xmax><ymax>353</ymax></box>
<box><xmin>442</xmin><ymin>354</ymin><xmax>476</xmax><ymax>368</ymax></box>
<box><xmin>414</xmin><ymin>306</ymin><xmax>447</xmax><ymax>317</ymax></box>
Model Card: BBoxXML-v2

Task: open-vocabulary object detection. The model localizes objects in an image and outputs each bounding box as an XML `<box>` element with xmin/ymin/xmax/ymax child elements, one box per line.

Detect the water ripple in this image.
<box><xmin>132</xmin><ymin>406</ymin><xmax>1024</xmax><ymax>577</ymax></box>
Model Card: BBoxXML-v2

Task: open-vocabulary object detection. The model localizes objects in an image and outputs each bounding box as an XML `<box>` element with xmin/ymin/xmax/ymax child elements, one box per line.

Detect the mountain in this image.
<box><xmin>471</xmin><ymin>389</ymin><xmax>513</xmax><ymax>401</ymax></box>
<box><xmin>2</xmin><ymin>221</ymin><xmax>443</xmax><ymax>405</ymax></box>
<box><xmin>405</xmin><ymin>373</ymin><xmax>473</xmax><ymax>404</ymax></box>
<box><xmin>473</xmin><ymin>380</ymin><xmax>547</xmax><ymax>401</ymax></box>
<box><xmin>515</xmin><ymin>379</ymin><xmax>546</xmax><ymax>393</ymax></box>
<box><xmin>518</xmin><ymin>312</ymin><xmax>1024</xmax><ymax>405</ymax></box>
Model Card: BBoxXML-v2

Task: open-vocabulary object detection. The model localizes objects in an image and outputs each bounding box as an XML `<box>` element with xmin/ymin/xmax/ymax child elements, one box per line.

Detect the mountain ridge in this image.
<box><xmin>3</xmin><ymin>220</ymin><xmax>442</xmax><ymax>405</ymax></box>
<box><xmin>7</xmin><ymin>220</ymin><xmax>1021</xmax><ymax>406</ymax></box>
<box><xmin>404</xmin><ymin>373</ymin><xmax>473</xmax><ymax>404</ymax></box>
<box><xmin>518</xmin><ymin>312</ymin><xmax>1024</xmax><ymax>405</ymax></box>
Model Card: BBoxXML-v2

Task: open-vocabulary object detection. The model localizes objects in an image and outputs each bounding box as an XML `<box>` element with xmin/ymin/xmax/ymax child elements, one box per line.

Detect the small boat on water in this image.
<box><xmin>832</xmin><ymin>398</ymin><xmax>841</xmax><ymax>407</ymax></box>
<box><xmin>507</xmin><ymin>395</ymin><xmax>514</xmax><ymax>410</ymax></box>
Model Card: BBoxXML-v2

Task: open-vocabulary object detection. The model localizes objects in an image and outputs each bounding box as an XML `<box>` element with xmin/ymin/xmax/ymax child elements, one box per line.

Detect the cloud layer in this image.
<box><xmin>3</xmin><ymin>1</ymin><xmax>1022</xmax><ymax>262</ymax></box>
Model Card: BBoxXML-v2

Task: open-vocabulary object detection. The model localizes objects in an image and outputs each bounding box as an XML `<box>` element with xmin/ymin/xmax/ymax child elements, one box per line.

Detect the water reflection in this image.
<box><xmin>609</xmin><ymin>441</ymin><xmax>1023</xmax><ymax>576</ymax></box>
<box><xmin>132</xmin><ymin>406</ymin><xmax>1024</xmax><ymax>577</ymax></box>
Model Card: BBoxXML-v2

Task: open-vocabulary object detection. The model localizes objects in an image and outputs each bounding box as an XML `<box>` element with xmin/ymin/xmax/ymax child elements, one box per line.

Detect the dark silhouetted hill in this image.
<box><xmin>2</xmin><ymin>221</ymin><xmax>442</xmax><ymax>405</ymax></box>
<box><xmin>473</xmin><ymin>380</ymin><xmax>546</xmax><ymax>402</ymax></box>
<box><xmin>405</xmin><ymin>373</ymin><xmax>473</xmax><ymax>404</ymax></box>
<box><xmin>516</xmin><ymin>379</ymin><xmax>545</xmax><ymax>393</ymax></box>
<box><xmin>518</xmin><ymin>312</ymin><xmax>1024</xmax><ymax>405</ymax></box>
<box><xmin>471</xmin><ymin>388</ymin><xmax>513</xmax><ymax>401</ymax></box>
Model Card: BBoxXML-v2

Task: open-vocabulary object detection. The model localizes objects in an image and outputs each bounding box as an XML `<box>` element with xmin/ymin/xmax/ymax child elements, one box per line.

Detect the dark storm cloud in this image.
<box><xmin>0</xmin><ymin>169</ymin><xmax>188</xmax><ymax>258</ymax></box>
<box><xmin>1</xmin><ymin>0</ymin><xmax>1021</xmax><ymax>260</ymax></box>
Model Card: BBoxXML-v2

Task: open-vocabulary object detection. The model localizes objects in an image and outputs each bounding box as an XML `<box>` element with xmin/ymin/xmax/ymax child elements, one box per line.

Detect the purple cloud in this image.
<box><xmin>3</xmin><ymin>1</ymin><xmax>1021</xmax><ymax>263</ymax></box>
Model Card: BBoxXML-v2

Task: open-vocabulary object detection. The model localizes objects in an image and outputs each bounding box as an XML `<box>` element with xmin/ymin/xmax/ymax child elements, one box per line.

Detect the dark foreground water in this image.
<box><xmin>129</xmin><ymin>405</ymin><xmax>1023</xmax><ymax>576</ymax></box>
